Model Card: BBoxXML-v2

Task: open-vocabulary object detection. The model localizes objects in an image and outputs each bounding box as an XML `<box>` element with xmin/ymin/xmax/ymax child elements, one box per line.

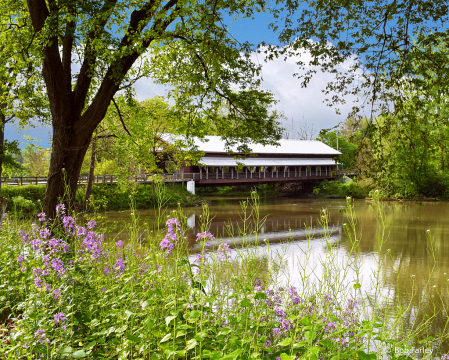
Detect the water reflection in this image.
<box><xmin>100</xmin><ymin>198</ymin><xmax>449</xmax><ymax>342</ymax></box>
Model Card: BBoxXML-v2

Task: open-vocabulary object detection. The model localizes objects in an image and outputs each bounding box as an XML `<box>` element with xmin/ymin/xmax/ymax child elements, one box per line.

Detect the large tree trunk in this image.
<box><xmin>84</xmin><ymin>136</ymin><xmax>96</xmax><ymax>206</ymax></box>
<box><xmin>43</xmin><ymin>122</ymin><xmax>93</xmax><ymax>216</ymax></box>
<box><xmin>0</xmin><ymin>106</ymin><xmax>5</xmax><ymax>190</ymax></box>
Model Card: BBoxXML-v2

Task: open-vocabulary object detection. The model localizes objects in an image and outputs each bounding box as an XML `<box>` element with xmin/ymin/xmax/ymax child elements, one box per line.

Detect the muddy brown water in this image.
<box><xmin>101</xmin><ymin>197</ymin><xmax>449</xmax><ymax>342</ymax></box>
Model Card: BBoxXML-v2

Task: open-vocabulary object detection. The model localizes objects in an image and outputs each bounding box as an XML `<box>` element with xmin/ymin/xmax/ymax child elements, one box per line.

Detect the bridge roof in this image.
<box><xmin>161</xmin><ymin>134</ymin><xmax>341</xmax><ymax>155</ymax></box>
<box><xmin>200</xmin><ymin>157</ymin><xmax>337</xmax><ymax>167</ymax></box>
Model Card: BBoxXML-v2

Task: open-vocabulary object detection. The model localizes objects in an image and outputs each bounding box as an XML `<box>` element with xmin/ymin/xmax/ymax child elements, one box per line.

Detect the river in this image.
<box><xmin>101</xmin><ymin>197</ymin><xmax>449</xmax><ymax>342</ymax></box>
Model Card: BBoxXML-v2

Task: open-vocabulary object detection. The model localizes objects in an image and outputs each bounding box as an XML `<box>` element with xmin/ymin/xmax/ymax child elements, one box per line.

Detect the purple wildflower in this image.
<box><xmin>196</xmin><ymin>231</ymin><xmax>214</xmax><ymax>242</ymax></box>
<box><xmin>37</xmin><ymin>212</ymin><xmax>46</xmax><ymax>222</ymax></box>
<box><xmin>116</xmin><ymin>240</ymin><xmax>124</xmax><ymax>249</ymax></box>
<box><xmin>17</xmin><ymin>254</ymin><xmax>25</xmax><ymax>265</ymax></box>
<box><xmin>217</xmin><ymin>242</ymin><xmax>231</xmax><ymax>260</ymax></box>
<box><xmin>54</xmin><ymin>312</ymin><xmax>66</xmax><ymax>326</ymax></box>
<box><xmin>34</xmin><ymin>329</ymin><xmax>49</xmax><ymax>344</ymax></box>
<box><xmin>56</xmin><ymin>203</ymin><xmax>66</xmax><ymax>216</ymax></box>
<box><xmin>53</xmin><ymin>288</ymin><xmax>61</xmax><ymax>301</ymax></box>
<box><xmin>114</xmin><ymin>256</ymin><xmax>126</xmax><ymax>276</ymax></box>
<box><xmin>87</xmin><ymin>220</ymin><xmax>96</xmax><ymax>229</ymax></box>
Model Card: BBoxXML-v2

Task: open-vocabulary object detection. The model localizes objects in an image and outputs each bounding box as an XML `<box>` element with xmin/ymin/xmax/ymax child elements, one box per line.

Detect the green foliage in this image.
<box><xmin>21</xmin><ymin>143</ymin><xmax>50</xmax><ymax>177</ymax></box>
<box><xmin>1</xmin><ymin>139</ymin><xmax>24</xmax><ymax>177</ymax></box>
<box><xmin>317</xmin><ymin>131</ymin><xmax>358</xmax><ymax>170</ymax></box>
<box><xmin>87</xmin><ymin>183</ymin><xmax>200</xmax><ymax>211</ymax></box>
<box><xmin>11</xmin><ymin>195</ymin><xmax>36</xmax><ymax>214</ymax></box>
<box><xmin>0</xmin><ymin>185</ymin><xmax>45</xmax><ymax>213</ymax></box>
<box><xmin>0</xmin><ymin>197</ymin><xmax>448</xmax><ymax>358</ymax></box>
<box><xmin>313</xmin><ymin>179</ymin><xmax>367</xmax><ymax>199</ymax></box>
<box><xmin>197</xmin><ymin>184</ymin><xmax>281</xmax><ymax>196</ymax></box>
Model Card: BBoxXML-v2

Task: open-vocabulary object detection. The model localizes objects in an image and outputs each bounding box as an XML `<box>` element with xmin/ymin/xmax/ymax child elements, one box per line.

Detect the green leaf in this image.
<box><xmin>185</xmin><ymin>338</ymin><xmax>197</xmax><ymax>350</ymax></box>
<box><xmin>357</xmin><ymin>351</ymin><xmax>377</xmax><ymax>360</ymax></box>
<box><xmin>145</xmin><ymin>318</ymin><xmax>155</xmax><ymax>329</ymax></box>
<box><xmin>186</xmin><ymin>310</ymin><xmax>201</xmax><ymax>318</ymax></box>
<box><xmin>304</xmin><ymin>330</ymin><xmax>316</xmax><ymax>344</ymax></box>
<box><xmin>240</xmin><ymin>298</ymin><xmax>252</xmax><ymax>307</ymax></box>
<box><xmin>141</xmin><ymin>300</ymin><xmax>149</xmax><ymax>309</ymax></box>
<box><xmin>353</xmin><ymin>283</ymin><xmax>361</xmax><ymax>290</ymax></box>
<box><xmin>160</xmin><ymin>333</ymin><xmax>172</xmax><ymax>343</ymax></box>
<box><xmin>220</xmin><ymin>349</ymin><xmax>242</xmax><ymax>360</ymax></box>
<box><xmin>57</xmin><ymin>346</ymin><xmax>72</xmax><ymax>355</ymax></box>
<box><xmin>72</xmin><ymin>350</ymin><xmax>86</xmax><ymax>359</ymax></box>
<box><xmin>165</xmin><ymin>315</ymin><xmax>177</xmax><ymax>326</ymax></box>
<box><xmin>280</xmin><ymin>354</ymin><xmax>296</xmax><ymax>360</ymax></box>
<box><xmin>254</xmin><ymin>292</ymin><xmax>267</xmax><ymax>300</ymax></box>
<box><xmin>126</xmin><ymin>332</ymin><xmax>142</xmax><ymax>343</ymax></box>
<box><xmin>277</xmin><ymin>337</ymin><xmax>293</xmax><ymax>347</ymax></box>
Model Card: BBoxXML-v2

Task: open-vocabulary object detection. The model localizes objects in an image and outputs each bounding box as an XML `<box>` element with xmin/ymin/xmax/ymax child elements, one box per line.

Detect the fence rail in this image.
<box><xmin>0</xmin><ymin>170</ymin><xmax>341</xmax><ymax>187</ymax></box>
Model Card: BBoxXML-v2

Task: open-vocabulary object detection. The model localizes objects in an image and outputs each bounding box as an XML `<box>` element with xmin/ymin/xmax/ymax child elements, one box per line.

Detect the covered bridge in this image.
<box><xmin>161</xmin><ymin>136</ymin><xmax>341</xmax><ymax>191</ymax></box>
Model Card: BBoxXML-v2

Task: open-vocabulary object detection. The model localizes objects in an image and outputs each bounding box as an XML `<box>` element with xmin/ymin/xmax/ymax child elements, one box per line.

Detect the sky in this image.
<box><xmin>5</xmin><ymin>8</ymin><xmax>362</xmax><ymax>149</ymax></box>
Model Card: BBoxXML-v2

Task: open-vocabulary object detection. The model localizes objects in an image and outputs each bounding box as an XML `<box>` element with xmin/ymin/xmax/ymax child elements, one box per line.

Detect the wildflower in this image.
<box><xmin>217</xmin><ymin>242</ymin><xmax>231</xmax><ymax>260</ymax></box>
<box><xmin>17</xmin><ymin>254</ymin><xmax>25</xmax><ymax>265</ymax></box>
<box><xmin>103</xmin><ymin>266</ymin><xmax>110</xmax><ymax>275</ymax></box>
<box><xmin>116</xmin><ymin>240</ymin><xmax>124</xmax><ymax>249</ymax></box>
<box><xmin>114</xmin><ymin>257</ymin><xmax>126</xmax><ymax>276</ymax></box>
<box><xmin>87</xmin><ymin>220</ymin><xmax>96</xmax><ymax>229</ymax></box>
<box><xmin>194</xmin><ymin>254</ymin><xmax>207</xmax><ymax>267</ymax></box>
<box><xmin>51</xmin><ymin>258</ymin><xmax>66</xmax><ymax>277</ymax></box>
<box><xmin>56</xmin><ymin>203</ymin><xmax>66</xmax><ymax>216</ymax></box>
<box><xmin>157</xmin><ymin>265</ymin><xmax>164</xmax><ymax>273</ymax></box>
<box><xmin>37</xmin><ymin>212</ymin><xmax>46</xmax><ymax>221</ymax></box>
<box><xmin>21</xmin><ymin>267</ymin><xmax>26</xmax><ymax>272</ymax></box>
<box><xmin>54</xmin><ymin>312</ymin><xmax>66</xmax><ymax>326</ymax></box>
<box><xmin>160</xmin><ymin>236</ymin><xmax>175</xmax><ymax>255</ymax></box>
<box><xmin>196</xmin><ymin>231</ymin><xmax>214</xmax><ymax>242</ymax></box>
<box><xmin>53</xmin><ymin>288</ymin><xmax>61</xmax><ymax>301</ymax></box>
<box><xmin>19</xmin><ymin>230</ymin><xmax>29</xmax><ymax>243</ymax></box>
<box><xmin>34</xmin><ymin>329</ymin><xmax>49</xmax><ymax>344</ymax></box>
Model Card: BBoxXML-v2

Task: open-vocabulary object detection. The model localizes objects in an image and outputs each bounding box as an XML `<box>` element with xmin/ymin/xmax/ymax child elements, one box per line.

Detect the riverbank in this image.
<box><xmin>197</xmin><ymin>182</ymin><xmax>318</xmax><ymax>198</ymax></box>
<box><xmin>0</xmin><ymin>183</ymin><xmax>205</xmax><ymax>216</ymax></box>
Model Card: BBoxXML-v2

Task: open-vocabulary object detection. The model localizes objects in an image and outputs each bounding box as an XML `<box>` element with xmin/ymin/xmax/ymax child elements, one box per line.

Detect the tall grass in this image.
<box><xmin>0</xmin><ymin>193</ymin><xmax>448</xmax><ymax>359</ymax></box>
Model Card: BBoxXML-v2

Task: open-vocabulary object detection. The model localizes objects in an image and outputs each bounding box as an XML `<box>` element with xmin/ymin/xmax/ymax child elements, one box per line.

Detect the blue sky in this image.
<box><xmin>6</xmin><ymin>7</ymin><xmax>360</xmax><ymax>149</ymax></box>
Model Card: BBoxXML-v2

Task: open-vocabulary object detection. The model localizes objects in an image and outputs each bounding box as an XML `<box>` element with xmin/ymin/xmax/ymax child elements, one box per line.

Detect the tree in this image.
<box><xmin>272</xmin><ymin>1</ymin><xmax>449</xmax><ymax>116</ymax></box>
<box><xmin>21</xmin><ymin>0</ymin><xmax>283</xmax><ymax>215</ymax></box>
<box><xmin>22</xmin><ymin>143</ymin><xmax>50</xmax><ymax>177</ymax></box>
<box><xmin>317</xmin><ymin>130</ymin><xmax>358</xmax><ymax>170</ymax></box>
<box><xmin>83</xmin><ymin>95</ymin><xmax>182</xmax><ymax>203</ymax></box>
<box><xmin>0</xmin><ymin>0</ymin><xmax>49</xmax><ymax>188</ymax></box>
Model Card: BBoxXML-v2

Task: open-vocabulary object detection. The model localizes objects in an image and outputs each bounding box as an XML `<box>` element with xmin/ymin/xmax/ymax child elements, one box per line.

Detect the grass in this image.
<box><xmin>0</xmin><ymin>192</ymin><xmax>448</xmax><ymax>359</ymax></box>
<box><xmin>0</xmin><ymin>182</ymin><xmax>203</xmax><ymax>217</ymax></box>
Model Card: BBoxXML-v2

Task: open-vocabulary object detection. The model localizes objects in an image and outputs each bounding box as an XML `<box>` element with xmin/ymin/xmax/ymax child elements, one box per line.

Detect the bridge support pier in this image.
<box><xmin>187</xmin><ymin>180</ymin><xmax>195</xmax><ymax>195</ymax></box>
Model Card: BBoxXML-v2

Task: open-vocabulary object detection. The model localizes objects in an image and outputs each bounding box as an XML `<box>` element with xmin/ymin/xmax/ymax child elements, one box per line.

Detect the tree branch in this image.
<box><xmin>74</xmin><ymin>0</ymin><xmax>118</xmax><ymax>109</ymax></box>
<box><xmin>111</xmin><ymin>97</ymin><xmax>132</xmax><ymax>137</ymax></box>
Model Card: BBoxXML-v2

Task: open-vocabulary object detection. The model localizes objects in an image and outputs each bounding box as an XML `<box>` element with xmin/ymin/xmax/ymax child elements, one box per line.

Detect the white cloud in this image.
<box><xmin>132</xmin><ymin>44</ymin><xmax>365</xmax><ymax>137</ymax></box>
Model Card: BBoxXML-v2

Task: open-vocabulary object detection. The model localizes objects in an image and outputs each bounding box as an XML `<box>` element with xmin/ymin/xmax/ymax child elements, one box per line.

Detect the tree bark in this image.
<box><xmin>84</xmin><ymin>136</ymin><xmax>96</xmax><ymax>205</ymax></box>
<box><xmin>0</xmin><ymin>105</ymin><xmax>5</xmax><ymax>190</ymax></box>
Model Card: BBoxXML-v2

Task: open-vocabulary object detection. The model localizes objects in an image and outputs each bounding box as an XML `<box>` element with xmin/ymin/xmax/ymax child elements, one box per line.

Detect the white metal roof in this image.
<box><xmin>199</xmin><ymin>157</ymin><xmax>337</xmax><ymax>167</ymax></box>
<box><xmin>161</xmin><ymin>134</ymin><xmax>341</xmax><ymax>155</ymax></box>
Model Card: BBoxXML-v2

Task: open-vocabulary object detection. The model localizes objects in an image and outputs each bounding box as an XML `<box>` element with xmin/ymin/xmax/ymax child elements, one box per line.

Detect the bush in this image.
<box><xmin>314</xmin><ymin>179</ymin><xmax>367</xmax><ymax>198</ymax></box>
<box><xmin>11</xmin><ymin>196</ymin><xmax>36</xmax><ymax>214</ymax></box>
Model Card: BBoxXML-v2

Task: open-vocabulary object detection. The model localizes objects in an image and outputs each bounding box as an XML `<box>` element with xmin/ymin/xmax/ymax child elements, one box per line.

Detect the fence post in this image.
<box><xmin>103</xmin><ymin>175</ymin><xmax>106</xmax><ymax>184</ymax></box>
<box><xmin>35</xmin><ymin>177</ymin><xmax>38</xmax><ymax>185</ymax></box>
<box><xmin>20</xmin><ymin>177</ymin><xmax>23</xmax><ymax>186</ymax></box>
